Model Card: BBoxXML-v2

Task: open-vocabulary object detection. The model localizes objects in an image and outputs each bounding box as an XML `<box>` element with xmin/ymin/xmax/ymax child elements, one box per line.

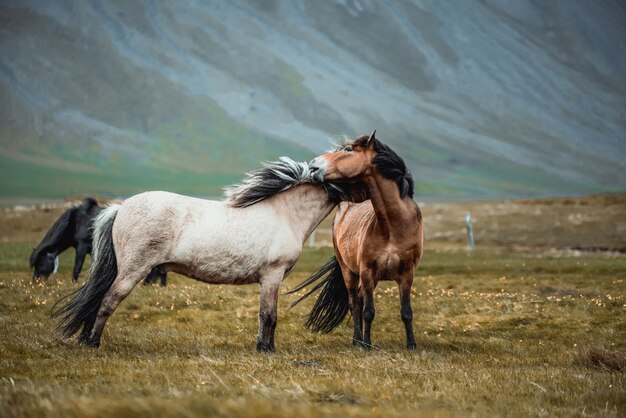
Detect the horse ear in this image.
<box><xmin>366</xmin><ymin>130</ymin><xmax>376</xmax><ymax>148</ymax></box>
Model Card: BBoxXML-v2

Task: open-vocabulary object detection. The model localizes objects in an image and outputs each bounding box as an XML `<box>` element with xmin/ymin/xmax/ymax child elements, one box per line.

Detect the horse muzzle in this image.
<box><xmin>32</xmin><ymin>273</ymin><xmax>49</xmax><ymax>282</ymax></box>
<box><xmin>309</xmin><ymin>158</ymin><xmax>327</xmax><ymax>183</ymax></box>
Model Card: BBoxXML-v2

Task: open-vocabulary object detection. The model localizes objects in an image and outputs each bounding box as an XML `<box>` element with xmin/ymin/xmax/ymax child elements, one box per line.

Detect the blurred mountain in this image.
<box><xmin>1</xmin><ymin>0</ymin><xmax>625</xmax><ymax>199</ymax></box>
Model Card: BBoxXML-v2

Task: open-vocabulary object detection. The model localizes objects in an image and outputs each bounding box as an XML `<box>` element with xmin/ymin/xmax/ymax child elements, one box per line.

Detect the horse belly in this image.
<box><xmin>169</xmin><ymin>238</ymin><xmax>266</xmax><ymax>284</ymax></box>
<box><xmin>169</xmin><ymin>260</ymin><xmax>261</xmax><ymax>285</ymax></box>
<box><xmin>169</xmin><ymin>221</ymin><xmax>275</xmax><ymax>285</ymax></box>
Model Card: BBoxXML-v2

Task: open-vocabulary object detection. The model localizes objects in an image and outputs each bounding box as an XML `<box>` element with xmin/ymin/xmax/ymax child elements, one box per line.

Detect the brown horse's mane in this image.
<box><xmin>350</xmin><ymin>135</ymin><xmax>414</xmax><ymax>198</ymax></box>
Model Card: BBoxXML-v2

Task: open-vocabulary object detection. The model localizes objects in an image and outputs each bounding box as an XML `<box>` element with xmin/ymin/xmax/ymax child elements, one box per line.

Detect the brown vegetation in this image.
<box><xmin>580</xmin><ymin>348</ymin><xmax>626</xmax><ymax>373</ymax></box>
<box><xmin>1</xmin><ymin>195</ymin><xmax>625</xmax><ymax>417</ymax></box>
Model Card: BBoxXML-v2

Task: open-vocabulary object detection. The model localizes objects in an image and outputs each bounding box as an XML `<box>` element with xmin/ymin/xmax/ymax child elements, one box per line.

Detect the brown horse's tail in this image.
<box><xmin>287</xmin><ymin>256</ymin><xmax>349</xmax><ymax>333</ymax></box>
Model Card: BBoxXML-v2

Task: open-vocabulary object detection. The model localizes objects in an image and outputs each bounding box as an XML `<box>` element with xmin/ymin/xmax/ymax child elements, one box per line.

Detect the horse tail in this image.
<box><xmin>288</xmin><ymin>256</ymin><xmax>349</xmax><ymax>333</ymax></box>
<box><xmin>51</xmin><ymin>205</ymin><xmax>120</xmax><ymax>339</ymax></box>
<box><xmin>29</xmin><ymin>207</ymin><xmax>75</xmax><ymax>267</ymax></box>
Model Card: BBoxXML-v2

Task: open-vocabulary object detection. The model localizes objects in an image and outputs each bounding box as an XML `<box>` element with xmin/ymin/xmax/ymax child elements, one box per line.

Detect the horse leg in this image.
<box><xmin>397</xmin><ymin>273</ymin><xmax>416</xmax><ymax>350</ymax></box>
<box><xmin>256</xmin><ymin>270</ymin><xmax>282</xmax><ymax>352</ymax></box>
<box><xmin>142</xmin><ymin>269</ymin><xmax>158</xmax><ymax>285</ymax></box>
<box><xmin>81</xmin><ymin>267</ymin><xmax>150</xmax><ymax>347</ymax></box>
<box><xmin>72</xmin><ymin>243</ymin><xmax>89</xmax><ymax>282</ymax></box>
<box><xmin>342</xmin><ymin>269</ymin><xmax>362</xmax><ymax>346</ymax></box>
<box><xmin>143</xmin><ymin>268</ymin><xmax>167</xmax><ymax>286</ymax></box>
<box><xmin>361</xmin><ymin>271</ymin><xmax>376</xmax><ymax>349</ymax></box>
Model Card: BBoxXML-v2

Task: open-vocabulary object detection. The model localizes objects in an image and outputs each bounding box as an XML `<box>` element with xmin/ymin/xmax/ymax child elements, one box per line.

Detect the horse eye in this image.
<box><xmin>344</xmin><ymin>146</ymin><xmax>352</xmax><ymax>153</ymax></box>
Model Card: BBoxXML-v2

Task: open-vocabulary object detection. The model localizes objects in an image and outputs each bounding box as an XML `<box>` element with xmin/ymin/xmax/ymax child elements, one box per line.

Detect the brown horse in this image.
<box><xmin>290</xmin><ymin>131</ymin><xmax>423</xmax><ymax>349</ymax></box>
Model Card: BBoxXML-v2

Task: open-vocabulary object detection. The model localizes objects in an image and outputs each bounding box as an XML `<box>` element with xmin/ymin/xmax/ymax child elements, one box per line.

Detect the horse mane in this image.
<box><xmin>29</xmin><ymin>207</ymin><xmax>76</xmax><ymax>267</ymax></box>
<box><xmin>80</xmin><ymin>197</ymin><xmax>99</xmax><ymax>210</ymax></box>
<box><xmin>352</xmin><ymin>135</ymin><xmax>415</xmax><ymax>198</ymax></box>
<box><xmin>322</xmin><ymin>181</ymin><xmax>369</xmax><ymax>204</ymax></box>
<box><xmin>224</xmin><ymin>157</ymin><xmax>313</xmax><ymax>208</ymax></box>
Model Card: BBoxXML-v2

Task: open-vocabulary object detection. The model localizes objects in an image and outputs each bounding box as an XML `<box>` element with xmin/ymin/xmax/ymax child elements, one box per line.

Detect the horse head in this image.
<box><xmin>32</xmin><ymin>251</ymin><xmax>56</xmax><ymax>281</ymax></box>
<box><xmin>310</xmin><ymin>130</ymin><xmax>414</xmax><ymax>200</ymax></box>
<box><xmin>311</xmin><ymin>130</ymin><xmax>377</xmax><ymax>183</ymax></box>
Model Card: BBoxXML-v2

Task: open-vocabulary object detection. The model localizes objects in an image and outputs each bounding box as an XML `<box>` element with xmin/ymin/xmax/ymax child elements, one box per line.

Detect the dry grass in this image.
<box><xmin>1</xmin><ymin>196</ymin><xmax>625</xmax><ymax>417</ymax></box>
<box><xmin>1</xmin><ymin>245</ymin><xmax>625</xmax><ymax>417</ymax></box>
<box><xmin>580</xmin><ymin>348</ymin><xmax>626</xmax><ymax>373</ymax></box>
<box><xmin>421</xmin><ymin>193</ymin><xmax>626</xmax><ymax>252</ymax></box>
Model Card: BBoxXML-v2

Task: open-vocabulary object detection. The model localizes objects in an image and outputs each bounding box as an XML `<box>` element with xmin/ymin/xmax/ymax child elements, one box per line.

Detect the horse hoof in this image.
<box><xmin>353</xmin><ymin>339</ymin><xmax>376</xmax><ymax>350</ymax></box>
<box><xmin>407</xmin><ymin>343</ymin><xmax>417</xmax><ymax>350</ymax></box>
<box><xmin>256</xmin><ymin>342</ymin><xmax>275</xmax><ymax>352</ymax></box>
<box><xmin>79</xmin><ymin>337</ymin><xmax>100</xmax><ymax>348</ymax></box>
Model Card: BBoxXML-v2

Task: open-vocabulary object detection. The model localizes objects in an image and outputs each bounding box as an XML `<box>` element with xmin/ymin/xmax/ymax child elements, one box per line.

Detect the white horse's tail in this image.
<box><xmin>287</xmin><ymin>256</ymin><xmax>349</xmax><ymax>333</ymax></box>
<box><xmin>52</xmin><ymin>205</ymin><xmax>120</xmax><ymax>341</ymax></box>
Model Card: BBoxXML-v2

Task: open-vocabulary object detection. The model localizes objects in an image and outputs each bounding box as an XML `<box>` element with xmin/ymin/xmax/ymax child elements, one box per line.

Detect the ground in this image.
<box><xmin>0</xmin><ymin>195</ymin><xmax>625</xmax><ymax>417</ymax></box>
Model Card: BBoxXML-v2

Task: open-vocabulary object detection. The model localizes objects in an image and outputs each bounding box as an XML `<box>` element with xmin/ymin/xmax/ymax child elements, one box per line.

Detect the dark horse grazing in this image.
<box><xmin>30</xmin><ymin>197</ymin><xmax>167</xmax><ymax>286</ymax></box>
<box><xmin>290</xmin><ymin>132</ymin><xmax>424</xmax><ymax>349</ymax></box>
<box><xmin>30</xmin><ymin>198</ymin><xmax>101</xmax><ymax>282</ymax></box>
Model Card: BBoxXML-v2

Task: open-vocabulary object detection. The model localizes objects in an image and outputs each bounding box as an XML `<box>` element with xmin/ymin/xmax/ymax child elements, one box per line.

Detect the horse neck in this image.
<box><xmin>364</xmin><ymin>172</ymin><xmax>413</xmax><ymax>238</ymax></box>
<box><xmin>274</xmin><ymin>184</ymin><xmax>335</xmax><ymax>244</ymax></box>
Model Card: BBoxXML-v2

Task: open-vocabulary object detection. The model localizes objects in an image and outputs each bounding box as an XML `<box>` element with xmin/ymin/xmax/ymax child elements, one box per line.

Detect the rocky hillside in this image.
<box><xmin>1</xmin><ymin>0</ymin><xmax>625</xmax><ymax>199</ymax></box>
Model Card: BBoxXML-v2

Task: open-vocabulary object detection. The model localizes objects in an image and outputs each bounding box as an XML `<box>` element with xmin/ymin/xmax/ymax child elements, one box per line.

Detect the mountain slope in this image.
<box><xmin>1</xmin><ymin>0</ymin><xmax>625</xmax><ymax>199</ymax></box>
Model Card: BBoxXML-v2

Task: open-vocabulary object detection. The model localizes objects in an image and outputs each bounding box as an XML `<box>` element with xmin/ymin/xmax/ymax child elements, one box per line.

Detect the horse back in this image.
<box><xmin>74</xmin><ymin>202</ymin><xmax>102</xmax><ymax>243</ymax></box>
<box><xmin>111</xmin><ymin>191</ymin><xmax>292</xmax><ymax>283</ymax></box>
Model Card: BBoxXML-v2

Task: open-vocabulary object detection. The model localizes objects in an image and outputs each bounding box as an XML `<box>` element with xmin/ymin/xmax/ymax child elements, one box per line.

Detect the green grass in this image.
<box><xmin>1</xmin><ymin>243</ymin><xmax>625</xmax><ymax>417</ymax></box>
<box><xmin>0</xmin><ymin>95</ymin><xmax>312</xmax><ymax>199</ymax></box>
<box><xmin>0</xmin><ymin>154</ymin><xmax>239</xmax><ymax>199</ymax></box>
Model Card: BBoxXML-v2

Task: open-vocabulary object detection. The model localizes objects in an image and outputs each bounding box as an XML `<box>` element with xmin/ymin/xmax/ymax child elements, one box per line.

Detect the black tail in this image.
<box><xmin>51</xmin><ymin>205</ymin><xmax>120</xmax><ymax>340</ymax></box>
<box><xmin>288</xmin><ymin>256</ymin><xmax>349</xmax><ymax>333</ymax></box>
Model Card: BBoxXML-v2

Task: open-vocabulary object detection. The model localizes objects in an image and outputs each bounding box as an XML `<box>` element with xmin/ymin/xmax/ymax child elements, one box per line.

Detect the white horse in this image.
<box><xmin>53</xmin><ymin>158</ymin><xmax>357</xmax><ymax>351</ymax></box>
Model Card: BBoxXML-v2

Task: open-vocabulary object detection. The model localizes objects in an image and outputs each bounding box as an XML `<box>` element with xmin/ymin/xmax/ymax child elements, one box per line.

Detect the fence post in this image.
<box><xmin>466</xmin><ymin>211</ymin><xmax>474</xmax><ymax>253</ymax></box>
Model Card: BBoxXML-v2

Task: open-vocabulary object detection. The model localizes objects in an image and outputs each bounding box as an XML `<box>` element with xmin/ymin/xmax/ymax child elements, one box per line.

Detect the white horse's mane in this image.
<box><xmin>224</xmin><ymin>157</ymin><xmax>313</xmax><ymax>208</ymax></box>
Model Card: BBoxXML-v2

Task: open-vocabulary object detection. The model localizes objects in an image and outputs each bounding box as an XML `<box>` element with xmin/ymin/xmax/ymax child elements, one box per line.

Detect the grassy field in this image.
<box><xmin>1</xmin><ymin>198</ymin><xmax>625</xmax><ymax>417</ymax></box>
